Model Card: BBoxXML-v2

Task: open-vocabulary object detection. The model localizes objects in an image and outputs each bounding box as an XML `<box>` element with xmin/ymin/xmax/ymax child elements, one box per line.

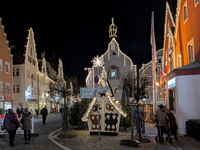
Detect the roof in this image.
<box><xmin>81</xmin><ymin>75</ymin><xmax>127</xmax><ymax>122</ymax></box>
<box><xmin>174</xmin><ymin>61</ymin><xmax>200</xmax><ymax>71</ymax></box>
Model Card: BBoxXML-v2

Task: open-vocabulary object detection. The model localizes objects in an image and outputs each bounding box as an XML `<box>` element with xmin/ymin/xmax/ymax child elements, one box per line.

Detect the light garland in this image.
<box><xmin>163</xmin><ymin>1</ymin><xmax>176</xmax><ymax>72</ymax></box>
<box><xmin>81</xmin><ymin>75</ymin><xmax>127</xmax><ymax>122</ymax></box>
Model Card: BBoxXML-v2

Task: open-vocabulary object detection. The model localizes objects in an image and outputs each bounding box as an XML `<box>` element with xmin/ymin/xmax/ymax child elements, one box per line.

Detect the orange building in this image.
<box><xmin>162</xmin><ymin>1</ymin><xmax>200</xmax><ymax>134</ymax></box>
<box><xmin>0</xmin><ymin>18</ymin><xmax>13</xmax><ymax>111</ymax></box>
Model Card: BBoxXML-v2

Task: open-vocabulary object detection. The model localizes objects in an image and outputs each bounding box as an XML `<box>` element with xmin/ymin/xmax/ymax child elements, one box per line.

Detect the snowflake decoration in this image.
<box><xmin>91</xmin><ymin>55</ymin><xmax>104</xmax><ymax>67</ymax></box>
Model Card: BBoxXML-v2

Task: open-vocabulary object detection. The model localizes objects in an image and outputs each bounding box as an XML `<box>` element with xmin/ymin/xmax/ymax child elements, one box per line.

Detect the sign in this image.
<box><xmin>168</xmin><ymin>77</ymin><xmax>176</xmax><ymax>88</ymax></box>
<box><xmin>94</xmin><ymin>84</ymin><xmax>99</xmax><ymax>88</ymax></box>
<box><xmin>80</xmin><ymin>87</ymin><xmax>96</xmax><ymax>99</ymax></box>
<box><xmin>94</xmin><ymin>76</ymin><xmax>99</xmax><ymax>84</ymax></box>
<box><xmin>97</xmin><ymin>86</ymin><xmax>108</xmax><ymax>93</ymax></box>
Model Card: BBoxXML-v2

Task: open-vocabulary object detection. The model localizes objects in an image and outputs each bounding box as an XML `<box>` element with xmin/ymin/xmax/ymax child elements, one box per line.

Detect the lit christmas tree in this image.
<box><xmin>101</xmin><ymin>67</ymin><xmax>107</xmax><ymax>83</ymax></box>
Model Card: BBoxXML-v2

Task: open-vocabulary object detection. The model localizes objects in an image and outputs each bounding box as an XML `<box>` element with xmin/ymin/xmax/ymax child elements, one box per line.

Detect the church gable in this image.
<box><xmin>24</xmin><ymin>28</ymin><xmax>38</xmax><ymax>71</ymax></box>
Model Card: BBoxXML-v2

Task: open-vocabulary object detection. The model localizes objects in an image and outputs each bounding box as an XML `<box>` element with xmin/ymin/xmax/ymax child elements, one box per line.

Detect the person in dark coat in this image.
<box><xmin>41</xmin><ymin>106</ymin><xmax>48</xmax><ymax>124</ymax></box>
<box><xmin>35</xmin><ymin>108</ymin><xmax>38</xmax><ymax>118</ymax></box>
<box><xmin>3</xmin><ymin>109</ymin><xmax>20</xmax><ymax>146</ymax></box>
<box><xmin>16</xmin><ymin>108</ymin><xmax>21</xmax><ymax>118</ymax></box>
<box><xmin>22</xmin><ymin>108</ymin><xmax>32</xmax><ymax>144</ymax></box>
<box><xmin>166</xmin><ymin>109</ymin><xmax>178</xmax><ymax>140</ymax></box>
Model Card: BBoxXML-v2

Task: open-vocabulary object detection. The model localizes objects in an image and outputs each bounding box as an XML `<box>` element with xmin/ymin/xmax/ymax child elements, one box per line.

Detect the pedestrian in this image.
<box><xmin>134</xmin><ymin>105</ymin><xmax>143</xmax><ymax>127</ymax></box>
<box><xmin>154</xmin><ymin>105</ymin><xmax>169</xmax><ymax>140</ymax></box>
<box><xmin>16</xmin><ymin>108</ymin><xmax>20</xmax><ymax>118</ymax></box>
<box><xmin>3</xmin><ymin>109</ymin><xmax>20</xmax><ymax>146</ymax></box>
<box><xmin>22</xmin><ymin>108</ymin><xmax>32</xmax><ymax>144</ymax></box>
<box><xmin>166</xmin><ymin>109</ymin><xmax>178</xmax><ymax>140</ymax></box>
<box><xmin>41</xmin><ymin>106</ymin><xmax>48</xmax><ymax>124</ymax></box>
<box><xmin>35</xmin><ymin>108</ymin><xmax>38</xmax><ymax>118</ymax></box>
<box><xmin>54</xmin><ymin>107</ymin><xmax>56</xmax><ymax>114</ymax></box>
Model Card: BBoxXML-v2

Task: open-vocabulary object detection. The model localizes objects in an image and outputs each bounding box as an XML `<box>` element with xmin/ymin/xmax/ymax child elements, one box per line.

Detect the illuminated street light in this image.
<box><xmin>156</xmin><ymin>82</ymin><xmax>159</xmax><ymax>86</ymax></box>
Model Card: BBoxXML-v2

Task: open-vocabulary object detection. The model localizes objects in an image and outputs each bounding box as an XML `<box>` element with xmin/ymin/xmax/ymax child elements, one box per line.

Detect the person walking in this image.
<box><xmin>41</xmin><ymin>106</ymin><xmax>48</xmax><ymax>124</ymax></box>
<box><xmin>3</xmin><ymin>109</ymin><xmax>20</xmax><ymax>146</ymax></box>
<box><xmin>22</xmin><ymin>108</ymin><xmax>32</xmax><ymax>144</ymax></box>
<box><xmin>35</xmin><ymin>108</ymin><xmax>38</xmax><ymax>118</ymax></box>
<box><xmin>154</xmin><ymin>105</ymin><xmax>169</xmax><ymax>140</ymax></box>
<box><xmin>166</xmin><ymin>109</ymin><xmax>178</xmax><ymax>140</ymax></box>
<box><xmin>16</xmin><ymin>107</ymin><xmax>21</xmax><ymax>118</ymax></box>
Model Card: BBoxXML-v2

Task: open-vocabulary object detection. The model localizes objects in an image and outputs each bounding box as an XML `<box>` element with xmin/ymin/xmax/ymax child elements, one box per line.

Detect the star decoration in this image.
<box><xmin>91</xmin><ymin>55</ymin><xmax>104</xmax><ymax>67</ymax></box>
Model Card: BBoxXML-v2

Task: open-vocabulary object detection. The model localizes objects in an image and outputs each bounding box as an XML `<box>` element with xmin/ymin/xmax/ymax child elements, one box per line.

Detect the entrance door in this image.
<box><xmin>169</xmin><ymin>88</ymin><xmax>175</xmax><ymax>111</ymax></box>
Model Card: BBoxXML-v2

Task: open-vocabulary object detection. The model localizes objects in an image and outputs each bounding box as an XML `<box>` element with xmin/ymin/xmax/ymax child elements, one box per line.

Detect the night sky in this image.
<box><xmin>0</xmin><ymin>0</ymin><xmax>177</xmax><ymax>85</ymax></box>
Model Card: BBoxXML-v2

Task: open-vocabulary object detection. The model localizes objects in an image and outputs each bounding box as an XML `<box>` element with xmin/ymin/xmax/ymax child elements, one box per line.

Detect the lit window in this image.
<box><xmin>0</xmin><ymin>59</ymin><xmax>2</xmax><ymax>71</ymax></box>
<box><xmin>177</xmin><ymin>54</ymin><xmax>182</xmax><ymax>67</ymax></box>
<box><xmin>0</xmin><ymin>81</ymin><xmax>3</xmax><ymax>94</ymax></box>
<box><xmin>6</xmin><ymin>83</ymin><xmax>11</xmax><ymax>95</ymax></box>
<box><xmin>183</xmin><ymin>0</ymin><xmax>188</xmax><ymax>22</ymax></box>
<box><xmin>111</xmin><ymin>72</ymin><xmax>115</xmax><ymax>76</ymax></box>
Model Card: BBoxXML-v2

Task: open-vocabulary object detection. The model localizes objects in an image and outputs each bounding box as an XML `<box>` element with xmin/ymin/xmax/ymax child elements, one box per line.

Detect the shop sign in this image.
<box><xmin>168</xmin><ymin>77</ymin><xmax>176</xmax><ymax>88</ymax></box>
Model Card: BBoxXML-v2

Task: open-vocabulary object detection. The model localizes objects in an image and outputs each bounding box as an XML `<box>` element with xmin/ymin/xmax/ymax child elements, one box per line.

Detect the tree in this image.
<box><xmin>69</xmin><ymin>98</ymin><xmax>91</xmax><ymax>129</ymax></box>
<box><xmin>118</xmin><ymin>71</ymin><xmax>150</xmax><ymax>103</ymax></box>
<box><xmin>49</xmin><ymin>77</ymin><xmax>71</xmax><ymax>137</ymax></box>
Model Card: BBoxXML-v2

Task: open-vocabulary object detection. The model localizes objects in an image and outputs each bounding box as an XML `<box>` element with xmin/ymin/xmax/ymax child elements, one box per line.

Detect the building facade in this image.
<box><xmin>0</xmin><ymin>18</ymin><xmax>13</xmax><ymax>110</ymax></box>
<box><xmin>162</xmin><ymin>1</ymin><xmax>200</xmax><ymax>134</ymax></box>
<box><xmin>85</xmin><ymin>18</ymin><xmax>137</xmax><ymax>101</ymax></box>
<box><xmin>139</xmin><ymin>49</ymin><xmax>164</xmax><ymax>105</ymax></box>
<box><xmin>13</xmin><ymin>28</ymin><xmax>65</xmax><ymax>114</ymax></box>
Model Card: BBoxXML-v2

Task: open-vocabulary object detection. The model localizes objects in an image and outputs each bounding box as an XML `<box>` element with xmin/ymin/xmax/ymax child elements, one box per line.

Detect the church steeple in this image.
<box><xmin>109</xmin><ymin>17</ymin><xmax>117</xmax><ymax>38</ymax></box>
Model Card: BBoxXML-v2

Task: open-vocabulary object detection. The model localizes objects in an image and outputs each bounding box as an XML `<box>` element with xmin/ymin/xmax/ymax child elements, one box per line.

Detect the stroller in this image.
<box><xmin>165</xmin><ymin>121</ymin><xmax>172</xmax><ymax>143</ymax></box>
<box><xmin>155</xmin><ymin>122</ymin><xmax>164</xmax><ymax>143</ymax></box>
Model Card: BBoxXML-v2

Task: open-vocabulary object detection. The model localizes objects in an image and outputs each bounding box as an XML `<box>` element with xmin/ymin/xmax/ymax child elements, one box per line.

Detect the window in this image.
<box><xmin>27</xmin><ymin>69</ymin><xmax>30</xmax><ymax>78</ymax></box>
<box><xmin>195</xmin><ymin>0</ymin><xmax>199</xmax><ymax>7</ymax></box>
<box><xmin>156</xmin><ymin>68</ymin><xmax>158</xmax><ymax>72</ymax></box>
<box><xmin>187</xmin><ymin>38</ymin><xmax>195</xmax><ymax>63</ymax></box>
<box><xmin>183</xmin><ymin>0</ymin><xmax>188</xmax><ymax>23</ymax></box>
<box><xmin>34</xmin><ymin>87</ymin><xmax>36</xmax><ymax>95</ymax></box>
<box><xmin>177</xmin><ymin>54</ymin><xmax>182</xmax><ymax>68</ymax></box>
<box><xmin>111</xmin><ymin>72</ymin><xmax>115</xmax><ymax>77</ymax></box>
<box><xmin>16</xmin><ymin>69</ymin><xmax>19</xmax><ymax>76</ymax></box>
<box><xmin>30</xmin><ymin>48</ymin><xmax>32</xmax><ymax>56</ymax></box>
<box><xmin>32</xmin><ymin>59</ymin><xmax>35</xmax><ymax>66</ymax></box>
<box><xmin>169</xmin><ymin>88</ymin><xmax>175</xmax><ymax>111</ymax></box>
<box><xmin>5</xmin><ymin>62</ymin><xmax>10</xmax><ymax>74</ymax></box>
<box><xmin>34</xmin><ymin>73</ymin><xmax>36</xmax><ymax>80</ymax></box>
<box><xmin>13</xmin><ymin>85</ymin><xmax>15</xmax><ymax>93</ymax></box>
<box><xmin>16</xmin><ymin>85</ymin><xmax>20</xmax><ymax>93</ymax></box>
<box><xmin>6</xmin><ymin>83</ymin><xmax>11</xmax><ymax>95</ymax></box>
<box><xmin>32</xmin><ymin>90</ymin><xmax>33</xmax><ymax>97</ymax></box>
<box><xmin>114</xmin><ymin>88</ymin><xmax>118</xmax><ymax>94</ymax></box>
<box><xmin>0</xmin><ymin>59</ymin><xmax>2</xmax><ymax>71</ymax></box>
<box><xmin>158</xmin><ymin>59</ymin><xmax>161</xmax><ymax>63</ymax></box>
<box><xmin>13</xmin><ymin>69</ymin><xmax>15</xmax><ymax>76</ymax></box>
<box><xmin>0</xmin><ymin>81</ymin><xmax>3</xmax><ymax>94</ymax></box>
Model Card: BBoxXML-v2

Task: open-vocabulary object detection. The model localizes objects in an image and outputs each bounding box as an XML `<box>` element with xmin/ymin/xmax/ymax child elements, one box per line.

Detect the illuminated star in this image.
<box><xmin>91</xmin><ymin>55</ymin><xmax>104</xmax><ymax>67</ymax></box>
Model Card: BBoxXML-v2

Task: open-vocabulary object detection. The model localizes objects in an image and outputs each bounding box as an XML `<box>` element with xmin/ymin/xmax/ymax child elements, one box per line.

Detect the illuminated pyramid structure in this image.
<box><xmin>82</xmin><ymin>67</ymin><xmax>126</xmax><ymax>135</ymax></box>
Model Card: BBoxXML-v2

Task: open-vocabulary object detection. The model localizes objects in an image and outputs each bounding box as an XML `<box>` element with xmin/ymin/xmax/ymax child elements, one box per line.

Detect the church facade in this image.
<box><xmin>85</xmin><ymin>18</ymin><xmax>136</xmax><ymax>101</ymax></box>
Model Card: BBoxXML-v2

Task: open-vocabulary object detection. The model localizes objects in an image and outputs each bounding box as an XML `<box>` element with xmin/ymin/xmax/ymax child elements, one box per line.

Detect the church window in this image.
<box><xmin>111</xmin><ymin>72</ymin><xmax>115</xmax><ymax>77</ymax></box>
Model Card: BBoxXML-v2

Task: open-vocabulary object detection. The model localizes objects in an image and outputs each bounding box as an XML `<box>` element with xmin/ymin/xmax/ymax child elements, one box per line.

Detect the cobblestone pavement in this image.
<box><xmin>1</xmin><ymin>115</ymin><xmax>200</xmax><ymax>150</ymax></box>
<box><xmin>0</xmin><ymin>113</ymin><xmax>62</xmax><ymax>150</ymax></box>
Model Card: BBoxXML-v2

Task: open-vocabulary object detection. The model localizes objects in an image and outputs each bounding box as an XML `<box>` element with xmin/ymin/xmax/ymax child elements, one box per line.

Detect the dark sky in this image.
<box><xmin>0</xmin><ymin>0</ymin><xmax>177</xmax><ymax>85</ymax></box>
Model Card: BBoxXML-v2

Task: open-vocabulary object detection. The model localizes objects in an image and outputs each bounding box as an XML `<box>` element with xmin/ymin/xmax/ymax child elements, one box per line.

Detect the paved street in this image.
<box><xmin>1</xmin><ymin>114</ymin><xmax>200</xmax><ymax>150</ymax></box>
<box><xmin>0</xmin><ymin>114</ymin><xmax>62</xmax><ymax>150</ymax></box>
